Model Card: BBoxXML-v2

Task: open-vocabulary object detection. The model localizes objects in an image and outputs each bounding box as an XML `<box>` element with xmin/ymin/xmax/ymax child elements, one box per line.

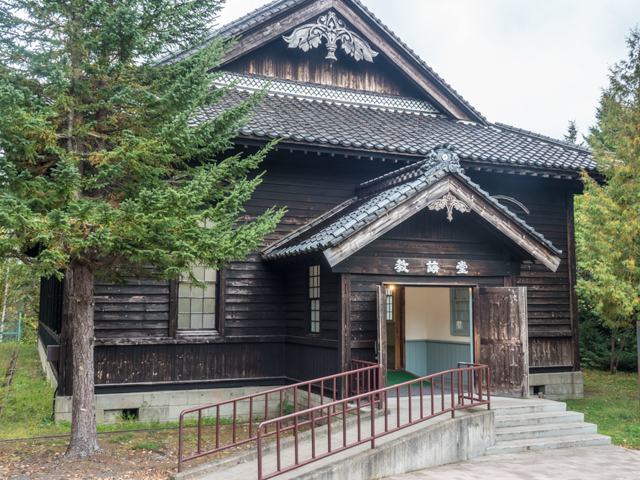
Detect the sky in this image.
<box><xmin>216</xmin><ymin>0</ymin><xmax>640</xmax><ymax>142</ymax></box>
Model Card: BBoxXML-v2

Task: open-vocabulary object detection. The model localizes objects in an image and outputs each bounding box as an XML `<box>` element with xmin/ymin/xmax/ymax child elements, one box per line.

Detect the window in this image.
<box><xmin>450</xmin><ymin>287</ymin><xmax>471</xmax><ymax>336</ymax></box>
<box><xmin>386</xmin><ymin>287</ymin><xmax>394</xmax><ymax>322</ymax></box>
<box><xmin>178</xmin><ymin>266</ymin><xmax>217</xmax><ymax>330</ymax></box>
<box><xmin>309</xmin><ymin>265</ymin><xmax>320</xmax><ymax>334</ymax></box>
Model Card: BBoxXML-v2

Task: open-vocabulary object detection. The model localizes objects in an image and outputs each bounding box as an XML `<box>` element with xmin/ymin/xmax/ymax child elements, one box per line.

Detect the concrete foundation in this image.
<box><xmin>55</xmin><ymin>386</ymin><xmax>333</xmax><ymax>425</ymax></box>
<box><xmin>37</xmin><ymin>338</ymin><xmax>58</xmax><ymax>389</ymax></box>
<box><xmin>56</xmin><ymin>386</ymin><xmax>291</xmax><ymax>424</ymax></box>
<box><xmin>529</xmin><ymin>372</ymin><xmax>584</xmax><ymax>400</ymax></box>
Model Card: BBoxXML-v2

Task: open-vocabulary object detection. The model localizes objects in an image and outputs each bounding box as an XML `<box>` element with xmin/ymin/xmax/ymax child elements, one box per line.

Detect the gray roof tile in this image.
<box><xmin>262</xmin><ymin>154</ymin><xmax>562</xmax><ymax>261</ymax></box>
<box><xmin>197</xmin><ymin>87</ymin><xmax>595</xmax><ymax>171</ymax></box>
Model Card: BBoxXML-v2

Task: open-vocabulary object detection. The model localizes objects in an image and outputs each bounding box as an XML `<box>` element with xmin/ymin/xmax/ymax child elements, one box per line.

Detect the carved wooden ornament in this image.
<box><xmin>283</xmin><ymin>11</ymin><xmax>379</xmax><ymax>64</ymax></box>
<box><xmin>428</xmin><ymin>192</ymin><xmax>471</xmax><ymax>222</ymax></box>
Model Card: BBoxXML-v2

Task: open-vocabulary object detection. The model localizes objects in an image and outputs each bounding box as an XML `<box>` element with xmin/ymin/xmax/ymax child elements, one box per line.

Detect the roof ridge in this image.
<box><xmin>495</xmin><ymin>122</ymin><xmax>592</xmax><ymax>155</ymax></box>
<box><xmin>213</xmin><ymin>71</ymin><xmax>441</xmax><ymax>114</ymax></box>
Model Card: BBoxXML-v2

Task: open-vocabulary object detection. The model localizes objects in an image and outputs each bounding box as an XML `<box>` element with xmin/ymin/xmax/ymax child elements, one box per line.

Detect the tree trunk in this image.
<box><xmin>65</xmin><ymin>265</ymin><xmax>102</xmax><ymax>458</ymax></box>
<box><xmin>610</xmin><ymin>326</ymin><xmax>617</xmax><ymax>374</ymax></box>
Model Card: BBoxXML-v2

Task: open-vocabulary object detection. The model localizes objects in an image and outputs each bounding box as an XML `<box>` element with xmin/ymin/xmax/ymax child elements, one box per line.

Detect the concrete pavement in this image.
<box><xmin>384</xmin><ymin>445</ymin><xmax>640</xmax><ymax>480</ymax></box>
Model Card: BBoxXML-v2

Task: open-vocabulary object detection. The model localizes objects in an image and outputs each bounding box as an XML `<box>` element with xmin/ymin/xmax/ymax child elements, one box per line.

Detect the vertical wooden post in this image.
<box><xmin>339</xmin><ymin>274</ymin><xmax>351</xmax><ymax>399</ymax></box>
<box><xmin>637</xmin><ymin>321</ymin><xmax>639</xmax><ymax>409</ymax></box>
<box><xmin>376</xmin><ymin>285</ymin><xmax>387</xmax><ymax>388</ymax></box>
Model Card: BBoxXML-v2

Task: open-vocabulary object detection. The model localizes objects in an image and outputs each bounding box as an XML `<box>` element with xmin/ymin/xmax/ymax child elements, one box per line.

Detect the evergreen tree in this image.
<box><xmin>0</xmin><ymin>0</ymin><xmax>283</xmax><ymax>457</ymax></box>
<box><xmin>576</xmin><ymin>28</ymin><xmax>640</xmax><ymax>374</ymax></box>
<box><xmin>564</xmin><ymin>119</ymin><xmax>579</xmax><ymax>144</ymax></box>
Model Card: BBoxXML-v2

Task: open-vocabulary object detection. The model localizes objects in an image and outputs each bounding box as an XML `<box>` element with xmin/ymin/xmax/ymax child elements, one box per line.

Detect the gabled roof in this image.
<box><xmin>159</xmin><ymin>0</ymin><xmax>488</xmax><ymax>123</ymax></box>
<box><xmin>192</xmin><ymin>77</ymin><xmax>596</xmax><ymax>171</ymax></box>
<box><xmin>262</xmin><ymin>146</ymin><xmax>562</xmax><ymax>272</ymax></box>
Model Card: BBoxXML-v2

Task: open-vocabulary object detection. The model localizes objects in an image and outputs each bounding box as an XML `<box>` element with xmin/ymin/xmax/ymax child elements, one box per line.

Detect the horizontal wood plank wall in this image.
<box><xmin>94</xmin><ymin>342</ymin><xmax>285</xmax><ymax>388</ymax></box>
<box><xmin>87</xmin><ymin>153</ymin><xmax>398</xmax><ymax>392</ymax></box>
<box><xmin>94</xmin><ymin>279</ymin><xmax>170</xmax><ymax>339</ymax></box>
<box><xmin>225</xmin><ymin>40</ymin><xmax>424</xmax><ymax>98</ymax></box>
<box><xmin>466</xmin><ymin>171</ymin><xmax>577</xmax><ymax>372</ymax></box>
<box><xmin>224</xmin><ymin>253</ymin><xmax>285</xmax><ymax>337</ymax></box>
<box><xmin>339</xmin><ymin>208</ymin><xmax>521</xmax><ymax>272</ymax></box>
<box><xmin>230</xmin><ymin>153</ymin><xmax>393</xmax><ymax>341</ymax></box>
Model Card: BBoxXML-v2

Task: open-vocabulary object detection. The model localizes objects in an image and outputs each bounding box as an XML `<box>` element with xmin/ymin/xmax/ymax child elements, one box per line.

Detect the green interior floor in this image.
<box><xmin>387</xmin><ymin>370</ymin><xmax>431</xmax><ymax>387</ymax></box>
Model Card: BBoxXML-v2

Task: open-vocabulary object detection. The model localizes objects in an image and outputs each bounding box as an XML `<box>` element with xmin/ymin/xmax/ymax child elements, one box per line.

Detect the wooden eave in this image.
<box><xmin>218</xmin><ymin>0</ymin><xmax>485</xmax><ymax>124</ymax></box>
<box><xmin>234</xmin><ymin>138</ymin><xmax>587</xmax><ymax>181</ymax></box>
<box><xmin>322</xmin><ymin>175</ymin><xmax>561</xmax><ymax>272</ymax></box>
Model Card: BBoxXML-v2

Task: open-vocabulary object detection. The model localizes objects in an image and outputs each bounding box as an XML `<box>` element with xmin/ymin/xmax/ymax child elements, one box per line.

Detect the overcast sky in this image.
<box><xmin>217</xmin><ymin>0</ymin><xmax>640</xmax><ymax>142</ymax></box>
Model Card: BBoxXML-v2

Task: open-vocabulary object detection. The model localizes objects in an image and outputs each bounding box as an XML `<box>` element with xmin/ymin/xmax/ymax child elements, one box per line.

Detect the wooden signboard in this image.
<box><xmin>334</xmin><ymin>257</ymin><xmax>520</xmax><ymax>277</ymax></box>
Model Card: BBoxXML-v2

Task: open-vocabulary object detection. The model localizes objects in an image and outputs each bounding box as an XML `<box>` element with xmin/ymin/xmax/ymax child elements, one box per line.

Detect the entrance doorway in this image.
<box><xmin>386</xmin><ymin>286</ymin><xmax>473</xmax><ymax>380</ymax></box>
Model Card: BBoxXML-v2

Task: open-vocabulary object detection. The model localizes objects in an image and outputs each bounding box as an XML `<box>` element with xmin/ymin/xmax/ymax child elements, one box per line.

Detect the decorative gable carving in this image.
<box><xmin>283</xmin><ymin>11</ymin><xmax>379</xmax><ymax>64</ymax></box>
<box><xmin>428</xmin><ymin>192</ymin><xmax>471</xmax><ymax>222</ymax></box>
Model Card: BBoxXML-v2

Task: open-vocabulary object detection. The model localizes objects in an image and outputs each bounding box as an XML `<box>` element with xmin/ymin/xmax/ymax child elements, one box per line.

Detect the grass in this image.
<box><xmin>132</xmin><ymin>441</ymin><xmax>161</xmax><ymax>450</ymax></box>
<box><xmin>0</xmin><ymin>344</ymin><xmax>16</xmax><ymax>378</ymax></box>
<box><xmin>0</xmin><ymin>343</ymin><xmax>65</xmax><ymax>439</ymax></box>
<box><xmin>565</xmin><ymin>368</ymin><xmax>640</xmax><ymax>450</ymax></box>
<box><xmin>109</xmin><ymin>433</ymin><xmax>133</xmax><ymax>443</ymax></box>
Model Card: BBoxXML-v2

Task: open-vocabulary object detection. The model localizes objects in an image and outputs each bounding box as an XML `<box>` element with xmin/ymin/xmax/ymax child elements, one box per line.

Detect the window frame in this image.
<box><xmin>450</xmin><ymin>287</ymin><xmax>471</xmax><ymax>337</ymax></box>
<box><xmin>169</xmin><ymin>268</ymin><xmax>225</xmax><ymax>338</ymax></box>
<box><xmin>308</xmin><ymin>264</ymin><xmax>321</xmax><ymax>335</ymax></box>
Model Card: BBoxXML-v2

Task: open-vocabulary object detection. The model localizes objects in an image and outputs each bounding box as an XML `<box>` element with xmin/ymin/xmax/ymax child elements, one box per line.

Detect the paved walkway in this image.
<box><xmin>385</xmin><ymin>445</ymin><xmax>640</xmax><ymax>480</ymax></box>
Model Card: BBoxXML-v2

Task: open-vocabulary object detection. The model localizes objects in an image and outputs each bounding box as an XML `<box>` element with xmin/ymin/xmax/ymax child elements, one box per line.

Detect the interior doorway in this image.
<box><xmin>386</xmin><ymin>286</ymin><xmax>473</xmax><ymax>380</ymax></box>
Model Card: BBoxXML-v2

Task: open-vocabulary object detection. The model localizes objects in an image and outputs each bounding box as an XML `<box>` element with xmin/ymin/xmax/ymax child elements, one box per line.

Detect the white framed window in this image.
<box><xmin>450</xmin><ymin>287</ymin><xmax>471</xmax><ymax>336</ymax></box>
<box><xmin>178</xmin><ymin>266</ymin><xmax>217</xmax><ymax>330</ymax></box>
<box><xmin>309</xmin><ymin>265</ymin><xmax>320</xmax><ymax>334</ymax></box>
<box><xmin>386</xmin><ymin>287</ymin><xmax>394</xmax><ymax>322</ymax></box>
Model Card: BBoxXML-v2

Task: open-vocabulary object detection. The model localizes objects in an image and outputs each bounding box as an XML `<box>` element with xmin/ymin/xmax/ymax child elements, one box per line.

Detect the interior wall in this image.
<box><xmin>404</xmin><ymin>287</ymin><xmax>471</xmax><ymax>378</ymax></box>
<box><xmin>405</xmin><ymin>288</ymin><xmax>469</xmax><ymax>344</ymax></box>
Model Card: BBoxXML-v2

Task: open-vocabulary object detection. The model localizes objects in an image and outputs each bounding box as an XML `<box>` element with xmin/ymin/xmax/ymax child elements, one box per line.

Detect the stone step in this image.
<box><xmin>495</xmin><ymin>421</ymin><xmax>598</xmax><ymax>442</ymax></box>
<box><xmin>491</xmin><ymin>401</ymin><xmax>566</xmax><ymax>416</ymax></box>
<box><xmin>495</xmin><ymin>410</ymin><xmax>584</xmax><ymax>428</ymax></box>
<box><xmin>486</xmin><ymin>433</ymin><xmax>612</xmax><ymax>455</ymax></box>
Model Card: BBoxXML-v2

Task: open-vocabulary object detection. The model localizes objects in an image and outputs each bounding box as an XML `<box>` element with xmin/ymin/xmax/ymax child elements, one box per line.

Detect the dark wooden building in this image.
<box><xmin>39</xmin><ymin>0</ymin><xmax>594</xmax><ymax>423</ymax></box>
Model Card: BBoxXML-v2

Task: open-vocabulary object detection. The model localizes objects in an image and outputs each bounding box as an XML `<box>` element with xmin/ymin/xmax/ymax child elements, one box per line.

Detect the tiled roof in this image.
<box><xmin>156</xmin><ymin>0</ymin><xmax>486</xmax><ymax>123</ymax></box>
<box><xmin>262</xmin><ymin>153</ymin><xmax>561</xmax><ymax>261</ymax></box>
<box><xmin>192</xmin><ymin>82</ymin><xmax>596</xmax><ymax>171</ymax></box>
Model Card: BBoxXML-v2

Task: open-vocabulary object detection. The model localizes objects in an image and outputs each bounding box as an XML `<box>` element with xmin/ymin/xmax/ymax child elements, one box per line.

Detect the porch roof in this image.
<box><xmin>261</xmin><ymin>146</ymin><xmax>563</xmax><ymax>272</ymax></box>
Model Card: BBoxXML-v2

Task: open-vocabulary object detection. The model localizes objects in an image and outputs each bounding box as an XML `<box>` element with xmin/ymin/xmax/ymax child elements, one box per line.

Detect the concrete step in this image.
<box><xmin>495</xmin><ymin>421</ymin><xmax>597</xmax><ymax>442</ymax></box>
<box><xmin>491</xmin><ymin>401</ymin><xmax>567</xmax><ymax>416</ymax></box>
<box><xmin>486</xmin><ymin>433</ymin><xmax>612</xmax><ymax>455</ymax></box>
<box><xmin>495</xmin><ymin>410</ymin><xmax>584</xmax><ymax>428</ymax></box>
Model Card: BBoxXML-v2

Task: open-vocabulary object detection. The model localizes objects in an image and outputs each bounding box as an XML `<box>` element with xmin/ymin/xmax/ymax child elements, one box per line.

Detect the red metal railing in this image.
<box><xmin>256</xmin><ymin>363</ymin><xmax>490</xmax><ymax>480</ymax></box>
<box><xmin>177</xmin><ymin>360</ymin><xmax>381</xmax><ymax>471</ymax></box>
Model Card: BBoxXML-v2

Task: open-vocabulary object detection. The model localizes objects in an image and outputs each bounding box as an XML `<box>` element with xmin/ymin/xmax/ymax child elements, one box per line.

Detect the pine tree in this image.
<box><xmin>0</xmin><ymin>0</ymin><xmax>284</xmax><ymax>457</ymax></box>
<box><xmin>576</xmin><ymin>28</ymin><xmax>640</xmax><ymax>373</ymax></box>
<box><xmin>564</xmin><ymin>119</ymin><xmax>579</xmax><ymax>144</ymax></box>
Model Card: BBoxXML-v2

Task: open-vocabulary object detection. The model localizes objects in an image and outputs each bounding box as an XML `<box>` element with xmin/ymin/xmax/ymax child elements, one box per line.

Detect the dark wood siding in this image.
<box><xmin>225</xmin><ymin>40</ymin><xmax>424</xmax><ymax>98</ymax></box>
<box><xmin>84</xmin><ymin>153</ymin><xmax>396</xmax><ymax>391</ymax></box>
<box><xmin>94</xmin><ymin>278</ymin><xmax>170</xmax><ymax>339</ymax></box>
<box><xmin>94</xmin><ymin>341</ymin><xmax>285</xmax><ymax>388</ymax></box>
<box><xmin>465</xmin><ymin>171</ymin><xmax>578</xmax><ymax>371</ymax></box>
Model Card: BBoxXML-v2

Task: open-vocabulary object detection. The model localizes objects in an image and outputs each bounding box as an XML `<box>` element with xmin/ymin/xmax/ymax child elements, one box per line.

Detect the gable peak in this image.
<box><xmin>283</xmin><ymin>10</ymin><xmax>379</xmax><ymax>65</ymax></box>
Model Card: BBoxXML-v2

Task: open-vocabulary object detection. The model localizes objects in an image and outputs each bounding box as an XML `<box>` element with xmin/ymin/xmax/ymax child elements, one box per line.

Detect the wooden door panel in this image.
<box><xmin>376</xmin><ymin>285</ymin><xmax>388</xmax><ymax>386</ymax></box>
<box><xmin>474</xmin><ymin>287</ymin><xmax>528</xmax><ymax>396</ymax></box>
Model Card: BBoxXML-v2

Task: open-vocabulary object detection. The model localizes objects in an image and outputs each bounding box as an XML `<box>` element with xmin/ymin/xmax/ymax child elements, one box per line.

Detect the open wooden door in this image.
<box><xmin>474</xmin><ymin>287</ymin><xmax>529</xmax><ymax>397</ymax></box>
<box><xmin>376</xmin><ymin>285</ymin><xmax>387</xmax><ymax>387</ymax></box>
